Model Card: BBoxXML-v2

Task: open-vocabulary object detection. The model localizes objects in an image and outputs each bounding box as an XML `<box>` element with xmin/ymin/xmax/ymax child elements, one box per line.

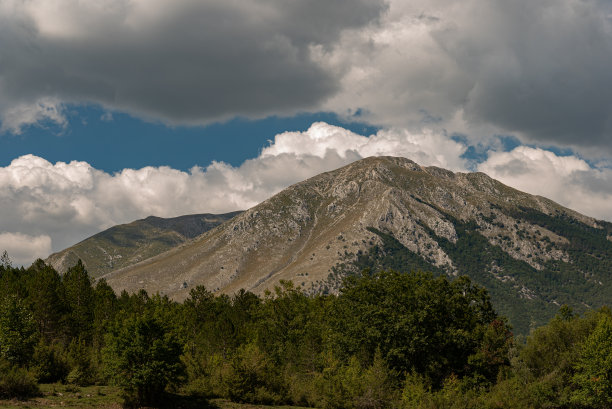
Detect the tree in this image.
<box><xmin>103</xmin><ymin>314</ymin><xmax>185</xmax><ymax>407</ymax></box>
<box><xmin>25</xmin><ymin>261</ymin><xmax>66</xmax><ymax>341</ymax></box>
<box><xmin>330</xmin><ymin>271</ymin><xmax>508</xmax><ymax>387</ymax></box>
<box><xmin>0</xmin><ymin>295</ymin><xmax>38</xmax><ymax>366</ymax></box>
<box><xmin>0</xmin><ymin>251</ymin><xmax>12</xmax><ymax>269</ymax></box>
<box><xmin>63</xmin><ymin>260</ymin><xmax>94</xmax><ymax>339</ymax></box>
<box><xmin>571</xmin><ymin>313</ymin><xmax>612</xmax><ymax>408</ymax></box>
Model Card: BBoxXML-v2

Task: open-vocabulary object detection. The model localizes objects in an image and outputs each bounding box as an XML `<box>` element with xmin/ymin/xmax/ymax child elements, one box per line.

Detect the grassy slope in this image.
<box><xmin>46</xmin><ymin>212</ymin><xmax>242</xmax><ymax>278</ymax></box>
<box><xmin>0</xmin><ymin>384</ymin><xmax>309</xmax><ymax>409</ymax></box>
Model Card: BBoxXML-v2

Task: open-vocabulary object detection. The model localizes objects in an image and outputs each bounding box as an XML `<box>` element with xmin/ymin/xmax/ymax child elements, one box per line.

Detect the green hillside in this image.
<box><xmin>45</xmin><ymin>211</ymin><xmax>242</xmax><ymax>278</ymax></box>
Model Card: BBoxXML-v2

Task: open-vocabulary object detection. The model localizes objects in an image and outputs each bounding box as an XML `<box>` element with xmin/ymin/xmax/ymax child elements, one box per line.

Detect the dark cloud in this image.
<box><xmin>0</xmin><ymin>0</ymin><xmax>385</xmax><ymax>130</ymax></box>
<box><xmin>442</xmin><ymin>0</ymin><xmax>612</xmax><ymax>147</ymax></box>
<box><xmin>323</xmin><ymin>0</ymin><xmax>612</xmax><ymax>152</ymax></box>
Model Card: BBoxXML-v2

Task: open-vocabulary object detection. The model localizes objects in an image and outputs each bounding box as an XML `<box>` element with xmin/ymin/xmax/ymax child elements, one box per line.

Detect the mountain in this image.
<box><xmin>100</xmin><ymin>156</ymin><xmax>612</xmax><ymax>334</ymax></box>
<box><xmin>45</xmin><ymin>211</ymin><xmax>242</xmax><ymax>278</ymax></box>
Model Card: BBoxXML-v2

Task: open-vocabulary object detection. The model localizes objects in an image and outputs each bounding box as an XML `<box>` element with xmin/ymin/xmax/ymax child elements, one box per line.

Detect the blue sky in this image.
<box><xmin>1</xmin><ymin>106</ymin><xmax>380</xmax><ymax>173</ymax></box>
<box><xmin>1</xmin><ymin>0</ymin><xmax>612</xmax><ymax>265</ymax></box>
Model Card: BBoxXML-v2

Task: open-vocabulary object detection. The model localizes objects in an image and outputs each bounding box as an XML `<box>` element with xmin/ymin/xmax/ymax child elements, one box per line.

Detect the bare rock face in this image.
<box><xmin>100</xmin><ymin>156</ymin><xmax>609</xmax><ymax>309</ymax></box>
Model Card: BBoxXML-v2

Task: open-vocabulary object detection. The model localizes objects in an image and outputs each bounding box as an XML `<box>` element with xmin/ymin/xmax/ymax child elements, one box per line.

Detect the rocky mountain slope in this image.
<box><xmin>99</xmin><ymin>156</ymin><xmax>611</xmax><ymax>333</ymax></box>
<box><xmin>46</xmin><ymin>211</ymin><xmax>242</xmax><ymax>278</ymax></box>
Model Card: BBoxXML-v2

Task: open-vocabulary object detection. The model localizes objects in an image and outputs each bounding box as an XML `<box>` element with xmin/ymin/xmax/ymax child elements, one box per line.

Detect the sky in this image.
<box><xmin>1</xmin><ymin>0</ymin><xmax>612</xmax><ymax>266</ymax></box>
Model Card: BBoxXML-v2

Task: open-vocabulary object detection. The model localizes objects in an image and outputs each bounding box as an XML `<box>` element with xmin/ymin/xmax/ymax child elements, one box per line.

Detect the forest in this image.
<box><xmin>0</xmin><ymin>252</ymin><xmax>611</xmax><ymax>409</ymax></box>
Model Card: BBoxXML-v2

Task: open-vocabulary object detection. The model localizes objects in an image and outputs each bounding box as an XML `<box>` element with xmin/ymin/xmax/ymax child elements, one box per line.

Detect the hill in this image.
<box><xmin>45</xmin><ymin>211</ymin><xmax>242</xmax><ymax>278</ymax></box>
<box><xmin>97</xmin><ymin>156</ymin><xmax>612</xmax><ymax>334</ymax></box>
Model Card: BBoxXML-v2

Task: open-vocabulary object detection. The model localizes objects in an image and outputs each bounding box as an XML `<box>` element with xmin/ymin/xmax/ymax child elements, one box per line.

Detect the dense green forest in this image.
<box><xmin>0</xmin><ymin>252</ymin><xmax>611</xmax><ymax>408</ymax></box>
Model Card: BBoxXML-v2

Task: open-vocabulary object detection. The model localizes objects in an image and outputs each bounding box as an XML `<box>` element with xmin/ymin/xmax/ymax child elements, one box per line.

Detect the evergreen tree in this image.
<box><xmin>63</xmin><ymin>260</ymin><xmax>94</xmax><ymax>340</ymax></box>
<box><xmin>104</xmin><ymin>314</ymin><xmax>185</xmax><ymax>407</ymax></box>
<box><xmin>0</xmin><ymin>295</ymin><xmax>38</xmax><ymax>366</ymax></box>
<box><xmin>26</xmin><ymin>261</ymin><xmax>67</xmax><ymax>341</ymax></box>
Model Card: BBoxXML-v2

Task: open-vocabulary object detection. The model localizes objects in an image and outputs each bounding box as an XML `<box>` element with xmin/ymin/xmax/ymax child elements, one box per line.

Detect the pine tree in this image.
<box><xmin>63</xmin><ymin>260</ymin><xmax>94</xmax><ymax>340</ymax></box>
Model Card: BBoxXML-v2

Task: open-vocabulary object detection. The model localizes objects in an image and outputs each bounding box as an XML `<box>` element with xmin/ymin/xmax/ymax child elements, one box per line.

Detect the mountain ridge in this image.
<box><xmin>45</xmin><ymin>211</ymin><xmax>242</xmax><ymax>277</ymax></box>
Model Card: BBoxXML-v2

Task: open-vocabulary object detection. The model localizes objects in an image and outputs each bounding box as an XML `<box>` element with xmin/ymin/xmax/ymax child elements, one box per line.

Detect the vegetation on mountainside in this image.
<box><xmin>328</xmin><ymin>205</ymin><xmax>612</xmax><ymax>335</ymax></box>
<box><xmin>1</xmin><ymin>254</ymin><xmax>611</xmax><ymax>408</ymax></box>
<box><xmin>45</xmin><ymin>212</ymin><xmax>242</xmax><ymax>278</ymax></box>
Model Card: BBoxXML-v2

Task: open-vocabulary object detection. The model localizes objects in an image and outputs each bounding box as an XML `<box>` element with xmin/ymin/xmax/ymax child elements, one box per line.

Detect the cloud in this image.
<box><xmin>0</xmin><ymin>122</ymin><xmax>466</xmax><ymax>264</ymax></box>
<box><xmin>0</xmin><ymin>0</ymin><xmax>385</xmax><ymax>131</ymax></box>
<box><xmin>478</xmin><ymin>146</ymin><xmax>612</xmax><ymax>221</ymax></box>
<box><xmin>322</xmin><ymin>0</ymin><xmax>612</xmax><ymax>150</ymax></box>
<box><xmin>0</xmin><ymin>97</ymin><xmax>67</xmax><ymax>134</ymax></box>
<box><xmin>0</xmin><ymin>232</ymin><xmax>52</xmax><ymax>267</ymax></box>
<box><xmin>263</xmin><ymin>122</ymin><xmax>467</xmax><ymax>170</ymax></box>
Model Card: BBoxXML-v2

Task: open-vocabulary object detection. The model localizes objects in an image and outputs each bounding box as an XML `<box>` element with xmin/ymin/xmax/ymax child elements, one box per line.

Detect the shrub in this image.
<box><xmin>30</xmin><ymin>341</ymin><xmax>69</xmax><ymax>383</ymax></box>
<box><xmin>0</xmin><ymin>362</ymin><xmax>40</xmax><ymax>400</ymax></box>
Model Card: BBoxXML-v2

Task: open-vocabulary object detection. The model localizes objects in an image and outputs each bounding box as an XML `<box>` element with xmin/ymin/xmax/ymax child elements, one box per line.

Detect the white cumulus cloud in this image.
<box><xmin>0</xmin><ymin>232</ymin><xmax>52</xmax><ymax>267</ymax></box>
<box><xmin>478</xmin><ymin>146</ymin><xmax>612</xmax><ymax>221</ymax></box>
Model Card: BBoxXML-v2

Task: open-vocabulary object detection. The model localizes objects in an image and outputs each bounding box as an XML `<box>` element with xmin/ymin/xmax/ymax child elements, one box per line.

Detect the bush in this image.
<box><xmin>0</xmin><ymin>362</ymin><xmax>40</xmax><ymax>400</ymax></box>
<box><xmin>67</xmin><ymin>337</ymin><xmax>95</xmax><ymax>386</ymax></box>
<box><xmin>312</xmin><ymin>352</ymin><xmax>397</xmax><ymax>409</ymax></box>
<box><xmin>182</xmin><ymin>351</ymin><xmax>229</xmax><ymax>398</ymax></box>
<box><xmin>30</xmin><ymin>341</ymin><xmax>69</xmax><ymax>383</ymax></box>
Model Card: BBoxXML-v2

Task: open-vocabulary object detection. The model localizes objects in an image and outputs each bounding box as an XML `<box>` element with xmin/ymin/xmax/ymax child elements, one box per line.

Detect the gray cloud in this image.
<box><xmin>478</xmin><ymin>146</ymin><xmax>612</xmax><ymax>221</ymax></box>
<box><xmin>0</xmin><ymin>0</ymin><xmax>385</xmax><ymax>131</ymax></box>
<box><xmin>323</xmin><ymin>0</ymin><xmax>612</xmax><ymax>151</ymax></box>
<box><xmin>443</xmin><ymin>0</ymin><xmax>612</xmax><ymax>147</ymax></box>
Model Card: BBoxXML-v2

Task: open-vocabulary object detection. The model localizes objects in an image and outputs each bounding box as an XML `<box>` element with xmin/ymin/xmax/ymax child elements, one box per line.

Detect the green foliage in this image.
<box><xmin>0</xmin><ymin>250</ymin><xmax>12</xmax><ymax>268</ymax></box>
<box><xmin>30</xmin><ymin>341</ymin><xmax>69</xmax><ymax>383</ymax></box>
<box><xmin>63</xmin><ymin>260</ymin><xmax>95</xmax><ymax>340</ymax></box>
<box><xmin>0</xmin><ymin>361</ymin><xmax>40</xmax><ymax>399</ymax></box>
<box><xmin>25</xmin><ymin>261</ymin><xmax>67</xmax><ymax>341</ymax></box>
<box><xmin>331</xmin><ymin>270</ymin><xmax>507</xmax><ymax>388</ymax></box>
<box><xmin>103</xmin><ymin>313</ymin><xmax>185</xmax><ymax>408</ymax></box>
<box><xmin>225</xmin><ymin>342</ymin><xmax>286</xmax><ymax>405</ymax></box>
<box><xmin>0</xmin><ymin>294</ymin><xmax>38</xmax><ymax>366</ymax></box>
<box><xmin>571</xmin><ymin>313</ymin><xmax>612</xmax><ymax>408</ymax></box>
<box><xmin>0</xmin><ymin>257</ymin><xmax>609</xmax><ymax>409</ymax></box>
<box><xmin>520</xmin><ymin>309</ymin><xmax>597</xmax><ymax>380</ymax></box>
<box><xmin>67</xmin><ymin>337</ymin><xmax>96</xmax><ymax>386</ymax></box>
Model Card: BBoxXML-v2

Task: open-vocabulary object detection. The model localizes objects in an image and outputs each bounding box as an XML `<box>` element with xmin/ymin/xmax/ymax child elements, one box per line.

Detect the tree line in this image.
<box><xmin>0</xmin><ymin>253</ymin><xmax>610</xmax><ymax>408</ymax></box>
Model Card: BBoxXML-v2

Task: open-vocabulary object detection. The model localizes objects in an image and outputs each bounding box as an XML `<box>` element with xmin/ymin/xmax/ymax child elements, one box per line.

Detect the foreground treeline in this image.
<box><xmin>0</xmin><ymin>256</ymin><xmax>611</xmax><ymax>408</ymax></box>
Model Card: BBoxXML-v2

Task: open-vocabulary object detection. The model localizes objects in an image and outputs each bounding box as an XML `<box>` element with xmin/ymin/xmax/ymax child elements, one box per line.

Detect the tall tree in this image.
<box><xmin>0</xmin><ymin>295</ymin><xmax>38</xmax><ymax>366</ymax></box>
<box><xmin>63</xmin><ymin>260</ymin><xmax>94</xmax><ymax>340</ymax></box>
<box><xmin>26</xmin><ymin>261</ymin><xmax>67</xmax><ymax>341</ymax></box>
<box><xmin>103</xmin><ymin>314</ymin><xmax>185</xmax><ymax>407</ymax></box>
